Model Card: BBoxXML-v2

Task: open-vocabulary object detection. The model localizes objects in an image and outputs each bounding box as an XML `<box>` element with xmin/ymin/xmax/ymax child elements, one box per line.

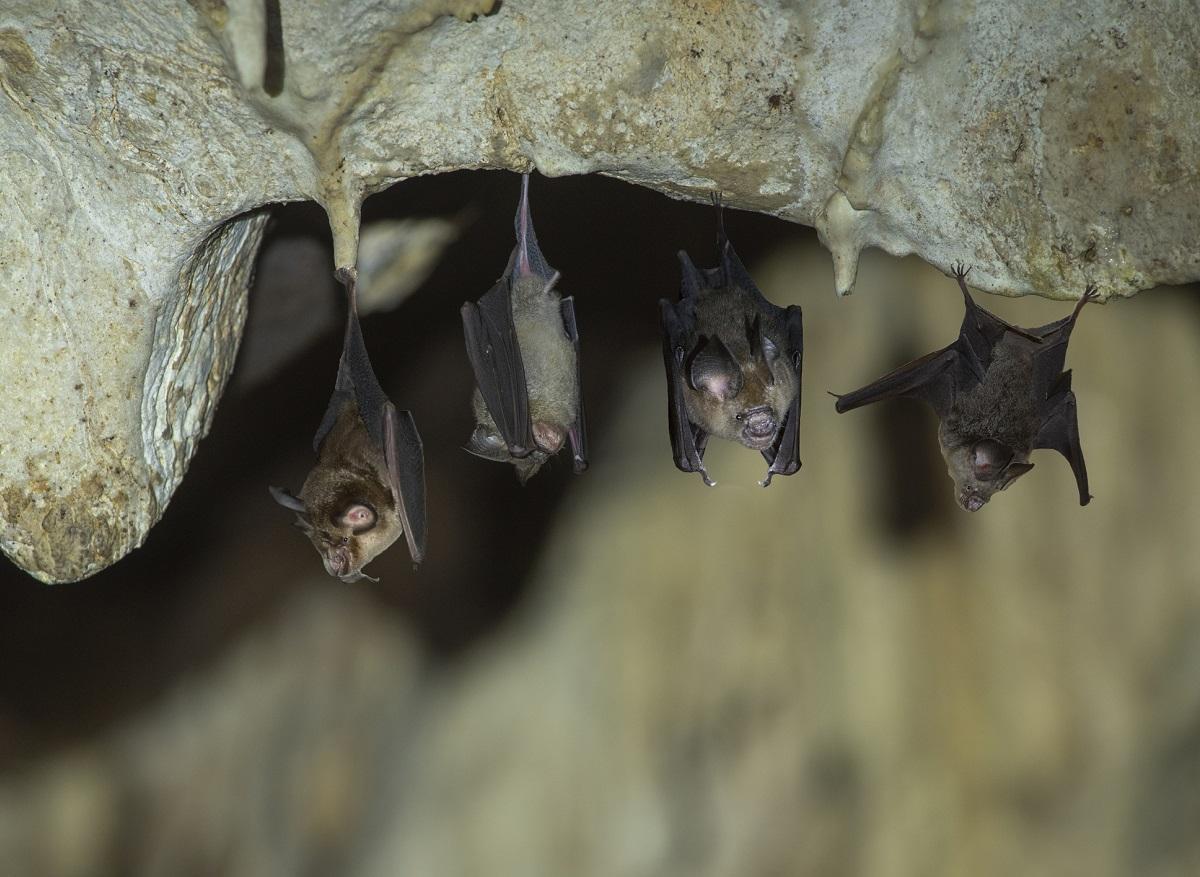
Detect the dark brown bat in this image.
<box><xmin>833</xmin><ymin>263</ymin><xmax>1097</xmax><ymax>511</ymax></box>
<box><xmin>460</xmin><ymin>173</ymin><xmax>587</xmax><ymax>484</ymax></box>
<box><xmin>271</xmin><ymin>268</ymin><xmax>426</xmax><ymax>580</ymax></box>
<box><xmin>659</xmin><ymin>197</ymin><xmax>803</xmax><ymax>487</ymax></box>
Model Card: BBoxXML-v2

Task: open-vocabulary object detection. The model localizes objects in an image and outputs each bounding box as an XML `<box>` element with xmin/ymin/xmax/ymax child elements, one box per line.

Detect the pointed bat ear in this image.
<box><xmin>687</xmin><ymin>335</ymin><xmax>743</xmax><ymax>400</ymax></box>
<box><xmin>269</xmin><ymin>485</ymin><xmax>308</xmax><ymax>513</ymax></box>
<box><xmin>745</xmin><ymin>313</ymin><xmax>765</xmax><ymax>362</ymax></box>
<box><xmin>677</xmin><ymin>251</ymin><xmax>707</xmax><ymax>298</ymax></box>
<box><xmin>1000</xmin><ymin>461</ymin><xmax>1035</xmax><ymax>488</ymax></box>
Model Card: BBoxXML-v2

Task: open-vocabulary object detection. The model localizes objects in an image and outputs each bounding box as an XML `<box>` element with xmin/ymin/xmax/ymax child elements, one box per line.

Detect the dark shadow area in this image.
<box><xmin>0</xmin><ymin>171</ymin><xmax>812</xmax><ymax>768</ymax></box>
<box><xmin>865</xmin><ymin>350</ymin><xmax>956</xmax><ymax>544</ymax></box>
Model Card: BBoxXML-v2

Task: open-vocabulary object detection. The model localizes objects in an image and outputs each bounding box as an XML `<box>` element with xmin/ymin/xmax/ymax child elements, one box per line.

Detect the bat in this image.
<box><xmin>460</xmin><ymin>173</ymin><xmax>587</xmax><ymax>484</ymax></box>
<box><xmin>659</xmin><ymin>196</ymin><xmax>803</xmax><ymax>487</ymax></box>
<box><xmin>270</xmin><ymin>267</ymin><xmax>427</xmax><ymax>580</ymax></box>
<box><xmin>833</xmin><ymin>263</ymin><xmax>1097</xmax><ymax>511</ymax></box>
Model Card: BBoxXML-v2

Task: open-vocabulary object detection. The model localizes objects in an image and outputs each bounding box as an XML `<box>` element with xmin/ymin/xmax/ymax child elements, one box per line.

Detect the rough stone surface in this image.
<box><xmin>0</xmin><ymin>0</ymin><xmax>1197</xmax><ymax>581</ymax></box>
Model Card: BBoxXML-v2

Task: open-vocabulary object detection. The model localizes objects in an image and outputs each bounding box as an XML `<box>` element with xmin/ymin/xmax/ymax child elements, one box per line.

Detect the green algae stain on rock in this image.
<box><xmin>0</xmin><ymin>29</ymin><xmax>36</xmax><ymax>77</ymax></box>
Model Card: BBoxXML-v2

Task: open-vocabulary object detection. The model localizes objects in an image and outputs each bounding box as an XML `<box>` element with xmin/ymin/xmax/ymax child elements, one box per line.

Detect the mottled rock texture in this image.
<box><xmin>0</xmin><ymin>0</ymin><xmax>1197</xmax><ymax>581</ymax></box>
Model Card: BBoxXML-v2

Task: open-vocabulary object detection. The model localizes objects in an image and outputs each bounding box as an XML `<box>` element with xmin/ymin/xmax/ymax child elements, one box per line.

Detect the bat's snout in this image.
<box><xmin>959</xmin><ymin>491</ymin><xmax>988</xmax><ymax>512</ymax></box>
<box><xmin>740</xmin><ymin>406</ymin><xmax>778</xmax><ymax>448</ymax></box>
<box><xmin>323</xmin><ymin>544</ymin><xmax>355</xmax><ymax>578</ymax></box>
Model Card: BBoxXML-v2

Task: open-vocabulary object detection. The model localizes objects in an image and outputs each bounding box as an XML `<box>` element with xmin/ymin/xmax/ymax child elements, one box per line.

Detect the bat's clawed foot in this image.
<box><xmin>951</xmin><ymin>261</ymin><xmax>972</xmax><ymax>283</ymax></box>
<box><xmin>1073</xmin><ymin>284</ymin><xmax>1101</xmax><ymax>319</ymax></box>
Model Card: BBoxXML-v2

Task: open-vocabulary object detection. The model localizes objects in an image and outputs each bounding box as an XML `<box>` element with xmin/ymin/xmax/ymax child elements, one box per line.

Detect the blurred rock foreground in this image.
<box><xmin>1</xmin><ymin>241</ymin><xmax>1198</xmax><ymax>877</ymax></box>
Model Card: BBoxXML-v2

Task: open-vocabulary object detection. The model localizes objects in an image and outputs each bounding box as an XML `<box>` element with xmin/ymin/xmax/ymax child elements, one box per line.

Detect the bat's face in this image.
<box><xmin>939</xmin><ymin>435</ymin><xmax>1035</xmax><ymax>511</ymax></box>
<box><xmin>467</xmin><ymin>382</ymin><xmax>573</xmax><ymax>483</ymax></box>
<box><xmin>684</xmin><ymin>328</ymin><xmax>799</xmax><ymax>451</ymax></box>
<box><xmin>297</xmin><ymin>500</ymin><xmax>402</xmax><ymax>582</ymax></box>
<box><xmin>272</xmin><ymin>478</ymin><xmax>402</xmax><ymax>582</ymax></box>
<box><xmin>467</xmin><ymin>418</ymin><xmax>564</xmax><ymax>484</ymax></box>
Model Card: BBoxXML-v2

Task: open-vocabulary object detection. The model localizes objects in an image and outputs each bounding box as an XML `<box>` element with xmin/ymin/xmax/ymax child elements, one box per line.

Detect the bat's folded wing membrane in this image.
<box><xmin>1033</xmin><ymin>371</ymin><xmax>1091</xmax><ymax>506</ymax></box>
<box><xmin>461</xmin><ymin>282</ymin><xmax>535</xmax><ymax>457</ymax></box>
<box><xmin>560</xmin><ymin>296</ymin><xmax>588</xmax><ymax>473</ymax></box>
<box><xmin>660</xmin><ymin>299</ymin><xmax>710</xmax><ymax>483</ymax></box>
<box><xmin>314</xmin><ymin>297</ymin><xmax>389</xmax><ymax>451</ymax></box>
<box><xmin>834</xmin><ymin>346</ymin><xmax>962</xmax><ymax>419</ymax></box>
<box><xmin>384</xmin><ymin>402</ymin><xmax>428</xmax><ymax>563</ymax></box>
<box><xmin>762</xmin><ymin>305</ymin><xmax>804</xmax><ymax>486</ymax></box>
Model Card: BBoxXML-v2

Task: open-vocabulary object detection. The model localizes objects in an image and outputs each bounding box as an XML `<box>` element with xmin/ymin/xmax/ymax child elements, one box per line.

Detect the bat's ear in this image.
<box><xmin>269</xmin><ymin>485</ymin><xmax>307</xmax><ymax>514</ymax></box>
<box><xmin>744</xmin><ymin>314</ymin><xmax>778</xmax><ymax>365</ymax></box>
<box><xmin>677</xmin><ymin>251</ymin><xmax>707</xmax><ymax>298</ymax></box>
<box><xmin>971</xmin><ymin>439</ymin><xmax>1014</xmax><ymax>479</ymax></box>
<box><xmin>1001</xmin><ymin>461</ymin><xmax>1035</xmax><ymax>487</ymax></box>
<box><xmin>687</xmin><ymin>336</ymin><xmax>743</xmax><ymax>401</ymax></box>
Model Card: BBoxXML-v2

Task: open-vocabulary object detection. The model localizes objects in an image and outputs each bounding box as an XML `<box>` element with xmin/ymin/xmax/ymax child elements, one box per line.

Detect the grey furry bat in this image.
<box><xmin>271</xmin><ymin>269</ymin><xmax>427</xmax><ymax>580</ymax></box>
<box><xmin>460</xmin><ymin>173</ymin><xmax>587</xmax><ymax>483</ymax></box>
<box><xmin>833</xmin><ymin>263</ymin><xmax>1097</xmax><ymax>511</ymax></box>
<box><xmin>659</xmin><ymin>197</ymin><xmax>803</xmax><ymax>487</ymax></box>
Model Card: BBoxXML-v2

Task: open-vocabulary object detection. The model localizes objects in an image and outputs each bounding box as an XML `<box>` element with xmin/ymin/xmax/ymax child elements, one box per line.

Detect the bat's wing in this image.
<box><xmin>384</xmin><ymin>402</ymin><xmax>428</xmax><ymax>562</ymax></box>
<box><xmin>949</xmin><ymin>264</ymin><xmax>1041</xmax><ymax>379</ymax></box>
<box><xmin>560</xmin><ymin>295</ymin><xmax>588</xmax><ymax>473</ymax></box>
<box><xmin>660</xmin><ymin>298</ymin><xmax>713</xmax><ymax>485</ymax></box>
<box><xmin>511</xmin><ymin>173</ymin><xmax>556</xmax><ymax>283</ymax></box>
<box><xmin>315</xmin><ymin>283</ymin><xmax>391</xmax><ymax>451</ymax></box>
<box><xmin>834</xmin><ymin>345</ymin><xmax>963</xmax><ymax>419</ymax></box>
<box><xmin>1027</xmin><ymin>286</ymin><xmax>1098</xmax><ymax>401</ymax></box>
<box><xmin>677</xmin><ymin>250</ymin><xmax>712</xmax><ymax>299</ymax></box>
<box><xmin>761</xmin><ymin>304</ymin><xmax>804</xmax><ymax>486</ymax></box>
<box><xmin>1033</xmin><ymin>371</ymin><xmax>1091</xmax><ymax>506</ymax></box>
<box><xmin>718</xmin><ymin>222</ymin><xmax>771</xmax><ymax>309</ymax></box>
<box><xmin>321</xmin><ymin>276</ymin><xmax>428</xmax><ymax>564</ymax></box>
<box><xmin>461</xmin><ymin>280</ymin><xmax>536</xmax><ymax>457</ymax></box>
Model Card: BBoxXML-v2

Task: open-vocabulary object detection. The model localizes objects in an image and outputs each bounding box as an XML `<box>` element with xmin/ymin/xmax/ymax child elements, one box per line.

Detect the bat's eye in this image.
<box><xmin>338</xmin><ymin>503</ymin><xmax>377</xmax><ymax>533</ymax></box>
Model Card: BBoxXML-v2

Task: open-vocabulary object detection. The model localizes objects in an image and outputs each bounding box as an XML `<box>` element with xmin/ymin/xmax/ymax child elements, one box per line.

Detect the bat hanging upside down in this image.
<box><xmin>833</xmin><ymin>263</ymin><xmax>1098</xmax><ymax>511</ymax></box>
<box><xmin>659</xmin><ymin>196</ymin><xmax>804</xmax><ymax>487</ymax></box>
<box><xmin>460</xmin><ymin>173</ymin><xmax>587</xmax><ymax>483</ymax></box>
<box><xmin>270</xmin><ymin>268</ymin><xmax>427</xmax><ymax>580</ymax></box>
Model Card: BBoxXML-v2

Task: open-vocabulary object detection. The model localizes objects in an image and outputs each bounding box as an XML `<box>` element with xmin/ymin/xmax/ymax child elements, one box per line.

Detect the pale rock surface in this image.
<box><xmin>0</xmin><ymin>0</ymin><xmax>1197</xmax><ymax>581</ymax></box>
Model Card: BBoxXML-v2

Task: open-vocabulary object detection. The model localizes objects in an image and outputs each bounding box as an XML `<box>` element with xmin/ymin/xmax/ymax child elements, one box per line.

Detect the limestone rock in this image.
<box><xmin>0</xmin><ymin>0</ymin><xmax>1196</xmax><ymax>580</ymax></box>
